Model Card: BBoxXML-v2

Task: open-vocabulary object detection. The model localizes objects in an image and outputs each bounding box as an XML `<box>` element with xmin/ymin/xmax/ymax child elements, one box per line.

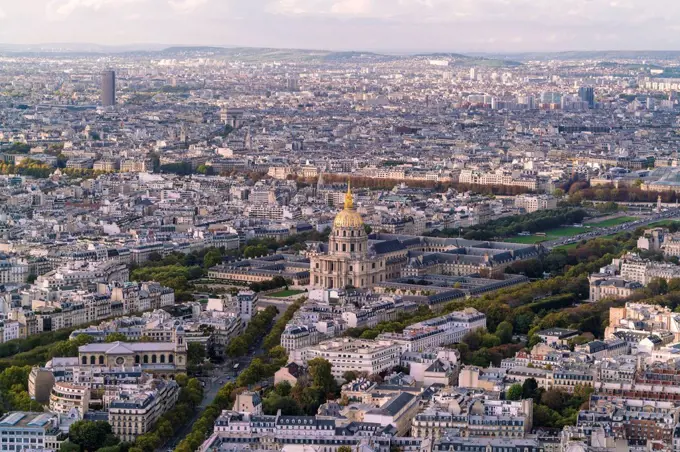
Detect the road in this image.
<box><xmin>542</xmin><ymin>209</ymin><xmax>680</xmax><ymax>249</ymax></box>
<box><xmin>159</xmin><ymin>303</ymin><xmax>287</xmax><ymax>451</ymax></box>
<box><xmin>160</xmin><ymin>368</ymin><xmax>225</xmax><ymax>452</ymax></box>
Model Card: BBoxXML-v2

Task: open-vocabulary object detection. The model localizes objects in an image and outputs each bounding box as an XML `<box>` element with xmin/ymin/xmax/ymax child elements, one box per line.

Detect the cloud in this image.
<box><xmin>168</xmin><ymin>0</ymin><xmax>209</xmax><ymax>13</ymax></box>
<box><xmin>0</xmin><ymin>0</ymin><xmax>677</xmax><ymax>53</ymax></box>
<box><xmin>265</xmin><ymin>0</ymin><xmax>675</xmax><ymax>26</ymax></box>
<box><xmin>0</xmin><ymin>7</ymin><xmax>6</xmax><ymax>19</ymax></box>
<box><xmin>330</xmin><ymin>0</ymin><xmax>371</xmax><ymax>15</ymax></box>
<box><xmin>46</xmin><ymin>0</ymin><xmax>146</xmax><ymax>19</ymax></box>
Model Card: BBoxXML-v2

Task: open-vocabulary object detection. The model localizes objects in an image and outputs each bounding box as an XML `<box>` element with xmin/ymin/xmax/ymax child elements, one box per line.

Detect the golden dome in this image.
<box><xmin>333</xmin><ymin>183</ymin><xmax>364</xmax><ymax>229</ymax></box>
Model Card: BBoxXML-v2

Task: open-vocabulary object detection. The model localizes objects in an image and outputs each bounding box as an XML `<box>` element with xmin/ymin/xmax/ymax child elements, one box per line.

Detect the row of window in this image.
<box><xmin>81</xmin><ymin>354</ymin><xmax>174</xmax><ymax>365</ymax></box>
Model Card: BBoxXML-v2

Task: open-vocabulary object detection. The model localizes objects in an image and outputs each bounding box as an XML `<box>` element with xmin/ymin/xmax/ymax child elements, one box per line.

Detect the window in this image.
<box><xmin>342</xmin><ymin>244</ymin><xmax>346</xmax><ymax>252</ymax></box>
<box><xmin>152</xmin><ymin>355</ymin><xmax>157</xmax><ymax>363</ymax></box>
<box><xmin>98</xmin><ymin>355</ymin><xmax>104</xmax><ymax>365</ymax></box>
<box><xmin>135</xmin><ymin>355</ymin><xmax>140</xmax><ymax>364</ymax></box>
<box><xmin>160</xmin><ymin>355</ymin><xmax>166</xmax><ymax>363</ymax></box>
<box><xmin>90</xmin><ymin>356</ymin><xmax>95</xmax><ymax>365</ymax></box>
<box><xmin>350</xmin><ymin>244</ymin><xmax>355</xmax><ymax>252</ymax></box>
<box><xmin>82</xmin><ymin>357</ymin><xmax>87</xmax><ymax>365</ymax></box>
<box><xmin>143</xmin><ymin>355</ymin><xmax>149</xmax><ymax>364</ymax></box>
<box><xmin>169</xmin><ymin>354</ymin><xmax>174</xmax><ymax>363</ymax></box>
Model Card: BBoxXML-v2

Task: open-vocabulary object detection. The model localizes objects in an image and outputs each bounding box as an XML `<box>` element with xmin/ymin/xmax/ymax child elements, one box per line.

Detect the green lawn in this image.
<box><xmin>507</xmin><ymin>227</ymin><xmax>589</xmax><ymax>244</ymax></box>
<box><xmin>506</xmin><ymin>216</ymin><xmax>640</xmax><ymax>244</ymax></box>
<box><xmin>648</xmin><ymin>220</ymin><xmax>680</xmax><ymax>228</ymax></box>
<box><xmin>267</xmin><ymin>289</ymin><xmax>305</xmax><ymax>298</ymax></box>
<box><xmin>586</xmin><ymin>216</ymin><xmax>639</xmax><ymax>227</ymax></box>
<box><xmin>553</xmin><ymin>242</ymin><xmax>581</xmax><ymax>251</ymax></box>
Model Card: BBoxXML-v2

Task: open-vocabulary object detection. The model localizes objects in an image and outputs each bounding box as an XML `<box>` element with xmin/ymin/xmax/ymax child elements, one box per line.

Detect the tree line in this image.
<box><xmin>563</xmin><ymin>179</ymin><xmax>680</xmax><ymax>204</ymax></box>
<box><xmin>226</xmin><ymin>306</ymin><xmax>278</xmax><ymax>357</ymax></box>
<box><xmin>173</xmin><ymin>301</ymin><xmax>304</xmax><ymax>452</ymax></box>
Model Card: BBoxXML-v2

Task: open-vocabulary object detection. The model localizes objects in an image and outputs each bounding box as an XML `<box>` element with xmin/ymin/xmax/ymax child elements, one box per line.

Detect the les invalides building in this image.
<box><xmin>309</xmin><ymin>185</ymin><xmax>388</xmax><ymax>289</ymax></box>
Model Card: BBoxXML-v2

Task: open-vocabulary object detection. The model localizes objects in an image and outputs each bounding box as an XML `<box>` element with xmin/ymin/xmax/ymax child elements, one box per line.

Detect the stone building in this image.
<box><xmin>310</xmin><ymin>185</ymin><xmax>388</xmax><ymax>289</ymax></box>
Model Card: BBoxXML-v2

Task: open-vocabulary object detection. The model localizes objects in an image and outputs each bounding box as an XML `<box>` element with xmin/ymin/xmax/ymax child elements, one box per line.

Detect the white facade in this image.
<box><xmin>292</xmin><ymin>338</ymin><xmax>401</xmax><ymax>381</ymax></box>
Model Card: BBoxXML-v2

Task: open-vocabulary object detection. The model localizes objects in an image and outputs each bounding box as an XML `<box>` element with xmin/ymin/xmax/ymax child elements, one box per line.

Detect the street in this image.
<box><xmin>157</xmin><ymin>303</ymin><xmax>286</xmax><ymax>451</ymax></box>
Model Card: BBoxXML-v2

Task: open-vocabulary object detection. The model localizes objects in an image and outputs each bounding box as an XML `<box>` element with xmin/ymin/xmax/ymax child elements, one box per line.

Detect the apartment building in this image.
<box><xmin>411</xmin><ymin>396</ymin><xmax>533</xmax><ymax>439</ymax></box>
<box><xmin>291</xmin><ymin>337</ymin><xmax>401</xmax><ymax>381</ymax></box>
<box><xmin>588</xmin><ymin>274</ymin><xmax>643</xmax><ymax>302</ymax></box>
<box><xmin>108</xmin><ymin>379</ymin><xmax>180</xmax><ymax>442</ymax></box>
<box><xmin>513</xmin><ymin>194</ymin><xmax>558</xmax><ymax>213</ymax></box>
<box><xmin>0</xmin><ymin>412</ymin><xmax>67</xmax><ymax>452</ymax></box>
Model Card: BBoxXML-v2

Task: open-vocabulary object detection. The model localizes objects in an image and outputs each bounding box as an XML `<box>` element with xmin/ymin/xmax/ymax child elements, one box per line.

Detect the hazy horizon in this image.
<box><xmin>2</xmin><ymin>0</ymin><xmax>680</xmax><ymax>53</ymax></box>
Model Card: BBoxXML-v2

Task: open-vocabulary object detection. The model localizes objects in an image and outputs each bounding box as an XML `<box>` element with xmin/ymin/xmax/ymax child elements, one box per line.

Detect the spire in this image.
<box><xmin>344</xmin><ymin>181</ymin><xmax>354</xmax><ymax>210</ymax></box>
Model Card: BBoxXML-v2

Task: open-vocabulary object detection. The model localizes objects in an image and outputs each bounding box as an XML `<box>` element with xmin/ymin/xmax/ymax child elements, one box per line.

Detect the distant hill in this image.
<box><xmin>468</xmin><ymin>50</ymin><xmax>680</xmax><ymax>61</ymax></box>
<box><xmin>0</xmin><ymin>43</ymin><xmax>520</xmax><ymax>66</ymax></box>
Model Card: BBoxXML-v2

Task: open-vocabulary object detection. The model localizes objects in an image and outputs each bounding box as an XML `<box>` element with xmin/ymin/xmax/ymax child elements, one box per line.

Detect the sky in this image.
<box><xmin>1</xmin><ymin>0</ymin><xmax>680</xmax><ymax>53</ymax></box>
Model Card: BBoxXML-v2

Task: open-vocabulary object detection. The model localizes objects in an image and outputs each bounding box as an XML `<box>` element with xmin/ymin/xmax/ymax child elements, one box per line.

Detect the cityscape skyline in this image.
<box><xmin>2</xmin><ymin>0</ymin><xmax>680</xmax><ymax>53</ymax></box>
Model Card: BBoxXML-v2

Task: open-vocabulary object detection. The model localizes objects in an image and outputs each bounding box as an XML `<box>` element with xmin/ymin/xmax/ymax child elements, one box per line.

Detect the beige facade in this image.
<box><xmin>109</xmin><ymin>380</ymin><xmax>180</xmax><ymax>442</ymax></box>
<box><xmin>310</xmin><ymin>186</ymin><xmax>388</xmax><ymax>290</ymax></box>
<box><xmin>78</xmin><ymin>329</ymin><xmax>187</xmax><ymax>376</ymax></box>
<box><xmin>513</xmin><ymin>194</ymin><xmax>558</xmax><ymax>213</ymax></box>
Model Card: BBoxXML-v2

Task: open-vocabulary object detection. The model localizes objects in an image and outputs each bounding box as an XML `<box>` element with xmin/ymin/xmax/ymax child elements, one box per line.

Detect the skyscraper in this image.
<box><xmin>578</xmin><ymin>86</ymin><xmax>595</xmax><ymax>109</ymax></box>
<box><xmin>101</xmin><ymin>70</ymin><xmax>116</xmax><ymax>107</ymax></box>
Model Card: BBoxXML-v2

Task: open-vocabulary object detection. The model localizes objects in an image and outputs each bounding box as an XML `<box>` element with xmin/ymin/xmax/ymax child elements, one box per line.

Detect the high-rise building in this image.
<box><xmin>286</xmin><ymin>75</ymin><xmax>300</xmax><ymax>92</ymax></box>
<box><xmin>101</xmin><ymin>70</ymin><xmax>116</xmax><ymax>107</ymax></box>
<box><xmin>470</xmin><ymin>67</ymin><xmax>477</xmax><ymax>81</ymax></box>
<box><xmin>578</xmin><ymin>86</ymin><xmax>595</xmax><ymax>108</ymax></box>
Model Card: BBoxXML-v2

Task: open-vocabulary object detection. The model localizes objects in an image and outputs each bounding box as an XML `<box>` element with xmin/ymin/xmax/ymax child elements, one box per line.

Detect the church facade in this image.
<box><xmin>309</xmin><ymin>186</ymin><xmax>388</xmax><ymax>290</ymax></box>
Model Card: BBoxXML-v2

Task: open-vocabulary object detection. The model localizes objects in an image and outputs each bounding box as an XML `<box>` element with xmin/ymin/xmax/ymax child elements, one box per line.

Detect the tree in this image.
<box><xmin>69</xmin><ymin>421</ymin><xmax>113</xmax><ymax>452</ymax></box>
<box><xmin>495</xmin><ymin>321</ymin><xmax>513</xmax><ymax>344</ymax></box>
<box><xmin>273</xmin><ymin>381</ymin><xmax>292</xmax><ymax>397</ymax></box>
<box><xmin>522</xmin><ymin>378</ymin><xmax>540</xmax><ymax>401</ymax></box>
<box><xmin>0</xmin><ymin>366</ymin><xmax>31</xmax><ymax>391</ymax></box>
<box><xmin>506</xmin><ymin>383</ymin><xmax>523</xmax><ymax>401</ymax></box>
<box><xmin>226</xmin><ymin>336</ymin><xmax>248</xmax><ymax>358</ymax></box>
<box><xmin>147</xmin><ymin>252</ymin><xmax>163</xmax><ymax>262</ymax></box>
<box><xmin>343</xmin><ymin>371</ymin><xmax>358</xmax><ymax>383</ymax></box>
<box><xmin>105</xmin><ymin>333</ymin><xmax>128</xmax><ymax>343</ymax></box>
<box><xmin>268</xmin><ymin>346</ymin><xmax>288</xmax><ymax>362</ymax></box>
<box><xmin>175</xmin><ymin>373</ymin><xmax>189</xmax><ymax>388</ymax></box>
<box><xmin>533</xmin><ymin>404</ymin><xmax>560</xmax><ymax>428</ymax></box>
<box><xmin>481</xmin><ymin>333</ymin><xmax>501</xmax><ymax>348</ymax></box>
<box><xmin>308</xmin><ymin>358</ymin><xmax>336</xmax><ymax>396</ymax></box>
<box><xmin>60</xmin><ymin>441</ymin><xmax>82</xmax><ymax>452</ymax></box>
<box><xmin>96</xmin><ymin>447</ymin><xmax>122</xmax><ymax>452</ymax></box>
<box><xmin>262</xmin><ymin>394</ymin><xmax>302</xmax><ymax>415</ymax></box>
<box><xmin>540</xmin><ymin>389</ymin><xmax>566</xmax><ymax>411</ymax></box>
<box><xmin>338</xmin><ymin>447</ymin><xmax>353</xmax><ymax>452</ymax></box>
<box><xmin>135</xmin><ymin>432</ymin><xmax>160</xmax><ymax>452</ymax></box>
<box><xmin>203</xmin><ymin>249</ymin><xmax>223</xmax><ymax>269</ymax></box>
<box><xmin>187</xmin><ymin>342</ymin><xmax>206</xmax><ymax>365</ymax></box>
